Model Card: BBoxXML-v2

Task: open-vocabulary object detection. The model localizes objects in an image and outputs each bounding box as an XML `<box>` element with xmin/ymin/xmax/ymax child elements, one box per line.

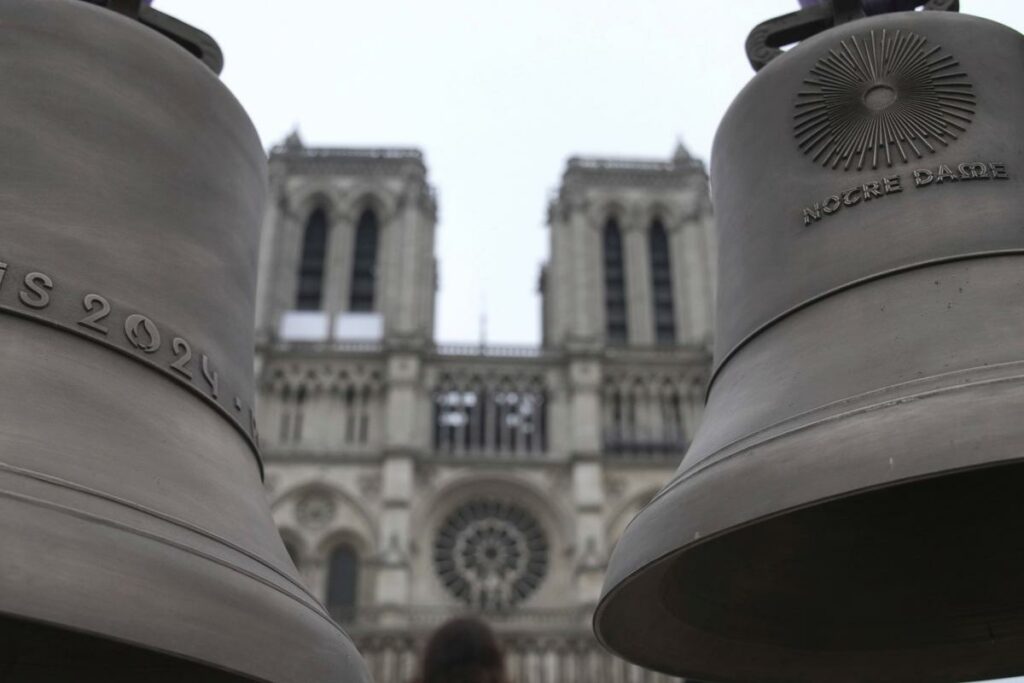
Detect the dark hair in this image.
<box><xmin>418</xmin><ymin>617</ymin><xmax>507</xmax><ymax>683</ymax></box>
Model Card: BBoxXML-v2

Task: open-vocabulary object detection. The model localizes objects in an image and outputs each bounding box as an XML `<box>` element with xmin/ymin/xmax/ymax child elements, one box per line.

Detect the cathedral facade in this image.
<box><xmin>254</xmin><ymin>133</ymin><xmax>715</xmax><ymax>683</ymax></box>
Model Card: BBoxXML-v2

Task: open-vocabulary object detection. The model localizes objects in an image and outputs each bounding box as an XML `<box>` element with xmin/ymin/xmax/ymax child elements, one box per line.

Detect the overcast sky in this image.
<box><xmin>161</xmin><ymin>1</ymin><xmax>1024</xmax><ymax>349</ymax></box>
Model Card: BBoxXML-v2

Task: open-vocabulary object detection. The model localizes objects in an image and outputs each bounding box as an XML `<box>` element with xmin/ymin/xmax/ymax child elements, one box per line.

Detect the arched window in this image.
<box><xmin>296</xmin><ymin>208</ymin><xmax>328</xmax><ymax>310</ymax></box>
<box><xmin>349</xmin><ymin>209</ymin><xmax>379</xmax><ymax>311</ymax></box>
<box><xmin>326</xmin><ymin>544</ymin><xmax>359</xmax><ymax>622</ymax></box>
<box><xmin>649</xmin><ymin>219</ymin><xmax>676</xmax><ymax>343</ymax></box>
<box><xmin>603</xmin><ymin>218</ymin><xmax>628</xmax><ymax>343</ymax></box>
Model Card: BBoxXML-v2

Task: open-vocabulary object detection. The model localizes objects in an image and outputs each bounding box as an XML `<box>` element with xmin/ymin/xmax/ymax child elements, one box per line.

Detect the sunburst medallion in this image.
<box><xmin>794</xmin><ymin>29</ymin><xmax>975</xmax><ymax>171</ymax></box>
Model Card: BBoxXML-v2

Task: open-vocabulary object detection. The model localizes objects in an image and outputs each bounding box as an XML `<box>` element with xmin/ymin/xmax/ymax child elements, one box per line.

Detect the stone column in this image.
<box><xmin>323</xmin><ymin>207</ymin><xmax>354</xmax><ymax>325</ymax></box>
<box><xmin>669</xmin><ymin>218</ymin><xmax>694</xmax><ymax>345</ymax></box>
<box><xmin>374</xmin><ymin>454</ymin><xmax>413</xmax><ymax>625</ymax></box>
<box><xmin>416</xmin><ymin>194</ymin><xmax>438</xmax><ymax>341</ymax></box>
<box><xmin>566</xmin><ymin>358</ymin><xmax>607</xmax><ymax>605</ymax></box>
<box><xmin>675</xmin><ymin>193</ymin><xmax>716</xmax><ymax>346</ymax></box>
<box><xmin>570</xmin><ymin>206</ymin><xmax>597</xmax><ymax>342</ymax></box>
<box><xmin>624</xmin><ymin>216</ymin><xmax>653</xmax><ymax>345</ymax></box>
<box><xmin>545</xmin><ymin>366</ymin><xmax>570</xmax><ymax>456</ymax></box>
<box><xmin>547</xmin><ymin>207</ymin><xmax>570</xmax><ymax>345</ymax></box>
<box><xmin>372</xmin><ymin>352</ymin><xmax>425</xmax><ymax>622</ymax></box>
<box><xmin>572</xmin><ymin>457</ymin><xmax>607</xmax><ymax>605</ymax></box>
<box><xmin>392</xmin><ymin>199</ymin><xmax>419</xmax><ymax>338</ymax></box>
<box><xmin>387</xmin><ymin>188</ymin><xmax>434</xmax><ymax>344</ymax></box>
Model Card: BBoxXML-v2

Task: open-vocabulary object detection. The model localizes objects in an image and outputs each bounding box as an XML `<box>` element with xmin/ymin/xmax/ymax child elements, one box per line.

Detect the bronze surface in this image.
<box><xmin>596</xmin><ymin>11</ymin><xmax>1024</xmax><ymax>682</ymax></box>
<box><xmin>0</xmin><ymin>1</ymin><xmax>368</xmax><ymax>680</ymax></box>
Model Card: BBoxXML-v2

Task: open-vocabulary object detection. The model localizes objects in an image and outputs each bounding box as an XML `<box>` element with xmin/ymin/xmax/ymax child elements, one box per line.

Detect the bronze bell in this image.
<box><xmin>596</xmin><ymin>4</ymin><xmax>1024</xmax><ymax>682</ymax></box>
<box><xmin>0</xmin><ymin>1</ymin><xmax>368</xmax><ymax>680</ymax></box>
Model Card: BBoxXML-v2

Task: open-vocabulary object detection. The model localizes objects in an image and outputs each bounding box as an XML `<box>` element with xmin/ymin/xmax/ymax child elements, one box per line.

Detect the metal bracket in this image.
<box><xmin>745</xmin><ymin>0</ymin><xmax>959</xmax><ymax>72</ymax></box>
<box><xmin>79</xmin><ymin>0</ymin><xmax>224</xmax><ymax>74</ymax></box>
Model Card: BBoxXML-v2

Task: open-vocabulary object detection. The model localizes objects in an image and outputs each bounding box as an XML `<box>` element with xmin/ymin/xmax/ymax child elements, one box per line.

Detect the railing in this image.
<box><xmin>264</xmin><ymin>340</ymin><xmax>551</xmax><ymax>358</ymax></box>
<box><xmin>333</xmin><ymin>605</ymin><xmax>591</xmax><ymax>631</ymax></box>
<box><xmin>434</xmin><ymin>343</ymin><xmax>548</xmax><ymax>359</ymax></box>
<box><xmin>262</xmin><ymin>339</ymin><xmax>384</xmax><ymax>354</ymax></box>
<box><xmin>270</xmin><ymin>146</ymin><xmax>424</xmax><ymax>162</ymax></box>
<box><xmin>566</xmin><ymin>156</ymin><xmax>678</xmax><ymax>173</ymax></box>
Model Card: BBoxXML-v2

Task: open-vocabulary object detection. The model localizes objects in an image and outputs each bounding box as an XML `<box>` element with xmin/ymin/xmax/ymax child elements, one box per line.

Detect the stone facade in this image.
<box><xmin>255</xmin><ymin>133</ymin><xmax>715</xmax><ymax>683</ymax></box>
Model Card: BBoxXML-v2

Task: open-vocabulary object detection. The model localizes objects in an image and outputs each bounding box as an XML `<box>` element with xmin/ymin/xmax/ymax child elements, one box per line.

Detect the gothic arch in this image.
<box><xmin>587</xmin><ymin>199</ymin><xmax>628</xmax><ymax>231</ymax></box>
<box><xmin>602</xmin><ymin>368</ymin><xmax>692</xmax><ymax>455</ymax></box>
<box><xmin>602</xmin><ymin>215</ymin><xmax>628</xmax><ymax>343</ymax></box>
<box><xmin>349</xmin><ymin>206</ymin><xmax>381</xmax><ymax>312</ymax></box>
<box><xmin>348</xmin><ymin>190</ymin><xmax>394</xmax><ymax>225</ymax></box>
<box><xmin>261</xmin><ymin>362</ymin><xmax>385</xmax><ymax>396</ymax></box>
<box><xmin>642</xmin><ymin>201</ymin><xmax>678</xmax><ymax>232</ymax></box>
<box><xmin>316</xmin><ymin>526</ymin><xmax>375</xmax><ymax>559</ymax></box>
<box><xmin>294</xmin><ymin>206</ymin><xmax>329</xmax><ymax>310</ymax></box>
<box><xmin>290</xmin><ymin>185</ymin><xmax>345</xmax><ymax>225</ymax></box>
<box><xmin>283</xmin><ymin>189</ymin><xmax>344</xmax><ymax>318</ymax></box>
<box><xmin>648</xmin><ymin>215</ymin><xmax>676</xmax><ymax>344</ymax></box>
<box><xmin>314</xmin><ymin>526</ymin><xmax>374</xmax><ymax>624</ymax></box>
<box><xmin>323</xmin><ymin>541</ymin><xmax>361</xmax><ymax>621</ymax></box>
<box><xmin>271</xmin><ymin>480</ymin><xmax>377</xmax><ymax>553</ymax></box>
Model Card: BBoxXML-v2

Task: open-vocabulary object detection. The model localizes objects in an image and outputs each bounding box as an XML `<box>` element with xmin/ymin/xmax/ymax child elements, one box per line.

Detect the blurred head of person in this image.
<box><xmin>417</xmin><ymin>617</ymin><xmax>507</xmax><ymax>683</ymax></box>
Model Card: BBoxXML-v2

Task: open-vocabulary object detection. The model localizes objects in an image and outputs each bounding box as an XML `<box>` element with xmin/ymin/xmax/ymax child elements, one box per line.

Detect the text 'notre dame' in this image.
<box><xmin>802</xmin><ymin>162</ymin><xmax>1009</xmax><ymax>227</ymax></box>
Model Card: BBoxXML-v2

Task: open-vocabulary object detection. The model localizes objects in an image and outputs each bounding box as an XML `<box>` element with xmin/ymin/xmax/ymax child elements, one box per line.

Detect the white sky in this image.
<box><xmin>160</xmin><ymin>1</ymin><xmax>1024</xmax><ymax>348</ymax></box>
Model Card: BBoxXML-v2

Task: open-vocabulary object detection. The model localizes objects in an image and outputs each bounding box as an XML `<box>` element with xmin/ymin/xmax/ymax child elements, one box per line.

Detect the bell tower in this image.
<box><xmin>255</xmin><ymin>132</ymin><xmax>438</xmax><ymax>348</ymax></box>
<box><xmin>541</xmin><ymin>144</ymin><xmax>715</xmax><ymax>350</ymax></box>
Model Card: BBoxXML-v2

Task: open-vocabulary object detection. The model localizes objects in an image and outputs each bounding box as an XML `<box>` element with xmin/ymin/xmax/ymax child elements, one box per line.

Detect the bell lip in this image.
<box><xmin>594</xmin><ymin>458</ymin><xmax>1024</xmax><ymax>682</ymax></box>
<box><xmin>0</xmin><ymin>458</ymin><xmax>371</xmax><ymax>683</ymax></box>
<box><xmin>595</xmin><ymin>252</ymin><xmax>1024</xmax><ymax>678</ymax></box>
<box><xmin>0</xmin><ymin>552</ymin><xmax>371</xmax><ymax>683</ymax></box>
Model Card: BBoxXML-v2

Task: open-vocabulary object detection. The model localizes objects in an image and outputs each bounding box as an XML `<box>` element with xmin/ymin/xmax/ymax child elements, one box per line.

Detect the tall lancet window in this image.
<box><xmin>296</xmin><ymin>208</ymin><xmax>328</xmax><ymax>310</ymax></box>
<box><xmin>649</xmin><ymin>218</ymin><xmax>676</xmax><ymax>344</ymax></box>
<box><xmin>349</xmin><ymin>208</ymin><xmax>379</xmax><ymax>312</ymax></box>
<box><xmin>603</xmin><ymin>218</ymin><xmax>628</xmax><ymax>343</ymax></box>
<box><xmin>326</xmin><ymin>544</ymin><xmax>359</xmax><ymax>622</ymax></box>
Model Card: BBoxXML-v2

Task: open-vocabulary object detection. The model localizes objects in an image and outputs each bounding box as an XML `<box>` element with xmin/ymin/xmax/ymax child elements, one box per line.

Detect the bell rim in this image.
<box><xmin>0</xmin><ymin>483</ymin><xmax>370</xmax><ymax>683</ymax></box>
<box><xmin>595</xmin><ymin>460</ymin><xmax>1024</xmax><ymax>682</ymax></box>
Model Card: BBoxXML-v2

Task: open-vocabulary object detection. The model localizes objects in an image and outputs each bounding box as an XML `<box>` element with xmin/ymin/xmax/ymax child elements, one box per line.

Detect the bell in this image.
<box><xmin>0</xmin><ymin>1</ymin><xmax>368</xmax><ymax>681</ymax></box>
<box><xmin>596</xmin><ymin>5</ymin><xmax>1024</xmax><ymax>683</ymax></box>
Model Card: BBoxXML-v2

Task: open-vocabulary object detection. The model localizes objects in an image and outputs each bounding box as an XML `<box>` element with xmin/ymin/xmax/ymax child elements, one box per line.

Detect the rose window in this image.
<box><xmin>433</xmin><ymin>500</ymin><xmax>548</xmax><ymax>611</ymax></box>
